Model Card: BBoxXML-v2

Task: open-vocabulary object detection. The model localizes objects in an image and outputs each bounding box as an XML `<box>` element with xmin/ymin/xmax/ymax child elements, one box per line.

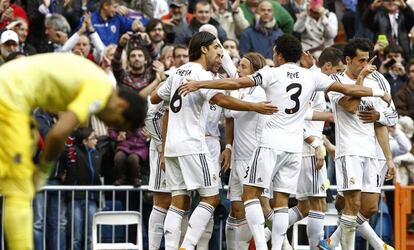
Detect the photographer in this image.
<box><xmin>380</xmin><ymin>44</ymin><xmax>408</xmax><ymax>98</ymax></box>
<box><xmin>112</xmin><ymin>31</ymin><xmax>166</xmax><ymax>97</ymax></box>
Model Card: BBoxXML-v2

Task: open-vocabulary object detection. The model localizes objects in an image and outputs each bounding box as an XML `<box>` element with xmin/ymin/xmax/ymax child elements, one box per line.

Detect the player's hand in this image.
<box><xmin>315</xmin><ymin>146</ymin><xmax>324</xmax><ymax>170</ymax></box>
<box><xmin>160</xmin><ymin>153</ymin><xmax>165</xmax><ymax>171</ymax></box>
<box><xmin>252</xmin><ymin>101</ymin><xmax>278</xmax><ymax>115</ymax></box>
<box><xmin>381</xmin><ymin>92</ymin><xmax>392</xmax><ymax>106</ymax></box>
<box><xmin>220</xmin><ymin>148</ymin><xmax>232</xmax><ymax>173</ymax></box>
<box><xmin>359</xmin><ymin>56</ymin><xmax>377</xmax><ymax>78</ymax></box>
<box><xmin>385</xmin><ymin>159</ymin><xmax>396</xmax><ymax>181</ymax></box>
<box><xmin>357</xmin><ymin>107</ymin><xmax>380</xmax><ymax>123</ymax></box>
<box><xmin>178</xmin><ymin>81</ymin><xmax>199</xmax><ymax>96</ymax></box>
<box><xmin>300</xmin><ymin>51</ymin><xmax>315</xmax><ymax>69</ymax></box>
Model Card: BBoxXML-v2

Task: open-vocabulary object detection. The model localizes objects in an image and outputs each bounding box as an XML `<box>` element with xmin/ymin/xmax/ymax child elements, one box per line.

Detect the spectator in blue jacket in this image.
<box><xmin>239</xmin><ymin>0</ymin><xmax>283</xmax><ymax>59</ymax></box>
<box><xmin>85</xmin><ymin>0</ymin><xmax>146</xmax><ymax>45</ymax></box>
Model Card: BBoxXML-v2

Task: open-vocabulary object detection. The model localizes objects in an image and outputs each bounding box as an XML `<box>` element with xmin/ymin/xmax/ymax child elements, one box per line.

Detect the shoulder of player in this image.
<box><xmin>329</xmin><ymin>72</ymin><xmax>345</xmax><ymax>82</ymax></box>
<box><xmin>367</xmin><ymin>71</ymin><xmax>390</xmax><ymax>91</ymax></box>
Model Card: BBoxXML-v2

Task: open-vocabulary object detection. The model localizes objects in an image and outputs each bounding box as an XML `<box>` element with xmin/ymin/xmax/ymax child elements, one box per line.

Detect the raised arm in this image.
<box><xmin>179</xmin><ymin>77</ymin><xmax>255</xmax><ymax>96</ymax></box>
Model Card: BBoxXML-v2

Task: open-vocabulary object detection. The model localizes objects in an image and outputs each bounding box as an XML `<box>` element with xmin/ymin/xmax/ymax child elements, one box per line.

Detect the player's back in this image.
<box><xmin>162</xmin><ymin>62</ymin><xmax>218</xmax><ymax>157</ymax></box>
<box><xmin>0</xmin><ymin>53</ymin><xmax>113</xmax><ymax>114</ymax></box>
<box><xmin>251</xmin><ymin>64</ymin><xmax>333</xmax><ymax>153</ymax></box>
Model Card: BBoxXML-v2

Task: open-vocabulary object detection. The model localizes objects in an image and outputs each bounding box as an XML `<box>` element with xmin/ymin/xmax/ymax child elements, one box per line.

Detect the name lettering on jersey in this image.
<box><xmin>287</xmin><ymin>72</ymin><xmax>299</xmax><ymax>79</ymax></box>
<box><xmin>176</xmin><ymin>69</ymin><xmax>192</xmax><ymax>77</ymax></box>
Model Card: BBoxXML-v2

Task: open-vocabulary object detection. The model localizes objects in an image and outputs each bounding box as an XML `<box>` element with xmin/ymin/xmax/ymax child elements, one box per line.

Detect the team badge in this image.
<box><xmin>111</xmin><ymin>25</ymin><xmax>117</xmax><ymax>34</ymax></box>
<box><xmin>213</xmin><ymin>174</ymin><xmax>217</xmax><ymax>181</ymax></box>
<box><xmin>349</xmin><ymin>177</ymin><xmax>355</xmax><ymax>185</ymax></box>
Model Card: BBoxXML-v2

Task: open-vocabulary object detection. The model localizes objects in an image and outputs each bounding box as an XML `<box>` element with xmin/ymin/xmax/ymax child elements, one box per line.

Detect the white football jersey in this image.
<box><xmin>204</xmin><ymin>73</ymin><xmax>224</xmax><ymax>138</ymax></box>
<box><xmin>328</xmin><ymin>72</ymin><xmax>389</xmax><ymax>159</ymax></box>
<box><xmin>248</xmin><ymin>64</ymin><xmax>334</xmax><ymax>153</ymax></box>
<box><xmin>145</xmin><ymin>97</ymin><xmax>166</xmax><ymax>152</ymax></box>
<box><xmin>227</xmin><ymin>86</ymin><xmax>267</xmax><ymax>160</ymax></box>
<box><xmin>157</xmin><ymin>62</ymin><xmax>220</xmax><ymax>157</ymax></box>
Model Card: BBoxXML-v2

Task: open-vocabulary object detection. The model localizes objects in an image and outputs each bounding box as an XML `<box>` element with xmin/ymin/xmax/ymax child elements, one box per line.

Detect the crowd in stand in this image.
<box><xmin>1</xmin><ymin>0</ymin><xmax>414</xmax><ymax>249</ymax></box>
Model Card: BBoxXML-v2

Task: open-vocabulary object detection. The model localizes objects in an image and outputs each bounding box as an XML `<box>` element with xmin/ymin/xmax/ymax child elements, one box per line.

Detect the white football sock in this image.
<box><xmin>164</xmin><ymin>206</ymin><xmax>185</xmax><ymax>250</ymax></box>
<box><xmin>272</xmin><ymin>207</ymin><xmax>289</xmax><ymax>250</ymax></box>
<box><xmin>307</xmin><ymin>210</ymin><xmax>325</xmax><ymax>250</ymax></box>
<box><xmin>244</xmin><ymin>199</ymin><xmax>267</xmax><ymax>250</ymax></box>
<box><xmin>149</xmin><ymin>206</ymin><xmax>167</xmax><ymax>250</ymax></box>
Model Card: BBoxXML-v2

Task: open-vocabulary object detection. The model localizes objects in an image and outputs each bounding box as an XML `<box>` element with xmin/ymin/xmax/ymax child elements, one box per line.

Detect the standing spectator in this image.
<box><xmin>86</xmin><ymin>0</ymin><xmax>145</xmax><ymax>46</ymax></box>
<box><xmin>112</xmin><ymin>32</ymin><xmax>166</xmax><ymax>97</ymax></box>
<box><xmin>174</xmin><ymin>0</ymin><xmax>227</xmax><ymax>44</ymax></box>
<box><xmin>64</xmin><ymin>127</ymin><xmax>102</xmax><ymax>250</ymax></box>
<box><xmin>0</xmin><ymin>29</ymin><xmax>18</xmax><ymax>64</ymax></box>
<box><xmin>159</xmin><ymin>45</ymin><xmax>174</xmax><ymax>70</ymax></box>
<box><xmin>0</xmin><ymin>0</ymin><xmax>28</xmax><ymax>29</ymax></box>
<box><xmin>7</xmin><ymin>18</ymin><xmax>36</xmax><ymax>54</ymax></box>
<box><xmin>146</xmin><ymin>18</ymin><xmax>166</xmax><ymax>58</ymax></box>
<box><xmin>127</xmin><ymin>0</ymin><xmax>153</xmax><ymax>18</ymax></box>
<box><xmin>395</xmin><ymin>59</ymin><xmax>414</xmax><ymax>119</ymax></box>
<box><xmin>239</xmin><ymin>0</ymin><xmax>283</xmax><ymax>59</ymax></box>
<box><xmin>165</xmin><ymin>43</ymin><xmax>189</xmax><ymax>75</ymax></box>
<box><xmin>381</xmin><ymin>44</ymin><xmax>407</xmax><ymax>98</ymax></box>
<box><xmin>293</xmin><ymin>0</ymin><xmax>338</xmax><ymax>59</ymax></box>
<box><xmin>240</xmin><ymin>0</ymin><xmax>294</xmax><ymax>34</ymax></box>
<box><xmin>108</xmin><ymin>128</ymin><xmax>148</xmax><ymax>186</ymax></box>
<box><xmin>223</xmin><ymin>38</ymin><xmax>240</xmax><ymax>65</ymax></box>
<box><xmin>161</xmin><ymin>0</ymin><xmax>193</xmax><ymax>43</ymax></box>
<box><xmin>363</xmin><ymin>0</ymin><xmax>414</xmax><ymax>59</ymax></box>
<box><xmin>26</xmin><ymin>0</ymin><xmax>82</xmax><ymax>51</ymax></box>
<box><xmin>211</xmin><ymin>0</ymin><xmax>249</xmax><ymax>42</ymax></box>
<box><xmin>36</xmin><ymin>13</ymin><xmax>71</xmax><ymax>53</ymax></box>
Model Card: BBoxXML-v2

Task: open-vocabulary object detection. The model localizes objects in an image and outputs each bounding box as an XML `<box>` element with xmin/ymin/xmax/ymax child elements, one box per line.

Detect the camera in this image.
<box><xmin>129</xmin><ymin>32</ymin><xmax>141</xmax><ymax>44</ymax></box>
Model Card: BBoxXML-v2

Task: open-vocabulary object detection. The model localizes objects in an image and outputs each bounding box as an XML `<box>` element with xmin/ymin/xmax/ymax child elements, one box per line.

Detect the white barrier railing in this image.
<box><xmin>0</xmin><ymin>185</ymin><xmax>395</xmax><ymax>250</ymax></box>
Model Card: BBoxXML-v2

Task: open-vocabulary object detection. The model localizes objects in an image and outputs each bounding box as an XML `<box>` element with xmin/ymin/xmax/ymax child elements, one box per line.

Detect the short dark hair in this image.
<box><xmin>384</xmin><ymin>44</ymin><xmax>403</xmax><ymax>57</ymax></box>
<box><xmin>343</xmin><ymin>38</ymin><xmax>373</xmax><ymax>60</ymax></box>
<box><xmin>145</xmin><ymin>18</ymin><xmax>164</xmax><ymax>33</ymax></box>
<box><xmin>118</xmin><ymin>86</ymin><xmax>148</xmax><ymax>131</ymax></box>
<box><xmin>100</xmin><ymin>0</ymin><xmax>119</xmax><ymax>8</ymax></box>
<box><xmin>407</xmin><ymin>58</ymin><xmax>414</xmax><ymax>72</ymax></box>
<box><xmin>73</xmin><ymin>127</ymin><xmax>94</xmax><ymax>145</ymax></box>
<box><xmin>317</xmin><ymin>47</ymin><xmax>343</xmax><ymax>67</ymax></box>
<box><xmin>188</xmin><ymin>31</ymin><xmax>216</xmax><ymax>61</ymax></box>
<box><xmin>195</xmin><ymin>0</ymin><xmax>210</xmax><ymax>11</ymax></box>
<box><xmin>127</xmin><ymin>45</ymin><xmax>151</xmax><ymax>66</ymax></box>
<box><xmin>173</xmin><ymin>44</ymin><xmax>188</xmax><ymax>58</ymax></box>
<box><xmin>273</xmin><ymin>34</ymin><xmax>302</xmax><ymax>63</ymax></box>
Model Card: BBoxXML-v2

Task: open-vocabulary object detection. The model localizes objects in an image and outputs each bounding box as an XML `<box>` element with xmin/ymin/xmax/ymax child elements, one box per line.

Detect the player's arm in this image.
<box><xmin>303</xmin><ymin>133</ymin><xmax>324</xmax><ymax>170</ymax></box>
<box><xmin>179</xmin><ymin>77</ymin><xmax>255</xmax><ymax>96</ymax></box>
<box><xmin>150</xmin><ymin>89</ymin><xmax>163</xmax><ymax>104</ymax></box>
<box><xmin>326</xmin><ymin>82</ymin><xmax>391</xmax><ymax>106</ymax></box>
<box><xmin>221</xmin><ymin>117</ymin><xmax>234</xmax><ymax>173</ymax></box>
<box><xmin>374</xmin><ymin>124</ymin><xmax>396</xmax><ymax>181</ymax></box>
<box><xmin>304</xmin><ymin>108</ymin><xmax>334</xmax><ymax>122</ymax></box>
<box><xmin>160</xmin><ymin>109</ymin><xmax>169</xmax><ymax>171</ymax></box>
<box><xmin>210</xmin><ymin>93</ymin><xmax>278</xmax><ymax>115</ymax></box>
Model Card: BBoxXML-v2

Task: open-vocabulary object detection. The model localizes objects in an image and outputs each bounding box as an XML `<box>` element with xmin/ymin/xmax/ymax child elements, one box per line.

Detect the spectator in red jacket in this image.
<box><xmin>0</xmin><ymin>0</ymin><xmax>29</xmax><ymax>29</ymax></box>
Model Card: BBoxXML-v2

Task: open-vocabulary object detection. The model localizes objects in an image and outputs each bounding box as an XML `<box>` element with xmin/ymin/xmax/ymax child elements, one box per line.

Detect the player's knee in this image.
<box><xmin>154</xmin><ymin>193</ymin><xmax>172</xmax><ymax>210</ymax></box>
<box><xmin>200</xmin><ymin>194</ymin><xmax>220</xmax><ymax>208</ymax></box>
<box><xmin>335</xmin><ymin>195</ymin><xmax>345</xmax><ymax>213</ymax></box>
<box><xmin>309</xmin><ymin>198</ymin><xmax>326</xmax><ymax>212</ymax></box>
<box><xmin>231</xmin><ymin>202</ymin><xmax>246</xmax><ymax>219</ymax></box>
<box><xmin>360</xmin><ymin>202</ymin><xmax>378</xmax><ymax>218</ymax></box>
<box><xmin>242</xmin><ymin>186</ymin><xmax>262</xmax><ymax>202</ymax></box>
<box><xmin>345</xmin><ymin>198</ymin><xmax>361</xmax><ymax>214</ymax></box>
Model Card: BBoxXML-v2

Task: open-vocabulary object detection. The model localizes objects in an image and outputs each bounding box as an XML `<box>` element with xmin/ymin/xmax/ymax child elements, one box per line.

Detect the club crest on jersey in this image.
<box><xmin>349</xmin><ymin>177</ymin><xmax>355</xmax><ymax>185</ymax></box>
<box><xmin>213</xmin><ymin>174</ymin><xmax>217</xmax><ymax>181</ymax></box>
<box><xmin>257</xmin><ymin>177</ymin><xmax>263</xmax><ymax>183</ymax></box>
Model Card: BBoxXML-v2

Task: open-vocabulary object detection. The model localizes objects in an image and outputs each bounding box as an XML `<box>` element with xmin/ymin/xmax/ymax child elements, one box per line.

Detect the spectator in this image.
<box><xmin>112</xmin><ymin>32</ymin><xmax>166</xmax><ymax>97</ymax></box>
<box><xmin>86</xmin><ymin>0</ymin><xmax>145</xmax><ymax>46</ymax></box>
<box><xmin>151</xmin><ymin>0</ymin><xmax>168</xmax><ymax>18</ymax></box>
<box><xmin>381</xmin><ymin>44</ymin><xmax>407</xmax><ymax>97</ymax></box>
<box><xmin>174</xmin><ymin>0</ymin><xmax>227</xmax><ymax>44</ymax></box>
<box><xmin>0</xmin><ymin>0</ymin><xmax>28</xmax><ymax>29</ymax></box>
<box><xmin>61</xmin><ymin>12</ymin><xmax>105</xmax><ymax>63</ymax></box>
<box><xmin>6</xmin><ymin>18</ymin><xmax>36</xmax><ymax>54</ymax></box>
<box><xmin>293</xmin><ymin>0</ymin><xmax>338</xmax><ymax>59</ymax></box>
<box><xmin>108</xmin><ymin>128</ymin><xmax>148</xmax><ymax>186</ymax></box>
<box><xmin>240</xmin><ymin>0</ymin><xmax>294</xmax><ymax>34</ymax></box>
<box><xmin>161</xmin><ymin>0</ymin><xmax>193</xmax><ymax>43</ymax></box>
<box><xmin>26</xmin><ymin>0</ymin><xmax>82</xmax><ymax>51</ymax></box>
<box><xmin>0</xmin><ymin>29</ymin><xmax>19</xmax><ymax>64</ymax></box>
<box><xmin>146</xmin><ymin>18</ymin><xmax>166</xmax><ymax>58</ymax></box>
<box><xmin>211</xmin><ymin>0</ymin><xmax>249</xmax><ymax>42</ymax></box>
<box><xmin>64</xmin><ymin>127</ymin><xmax>102</xmax><ymax>250</ymax></box>
<box><xmin>223</xmin><ymin>38</ymin><xmax>240</xmax><ymax>65</ymax></box>
<box><xmin>395</xmin><ymin>59</ymin><xmax>414</xmax><ymax>119</ymax></box>
<box><xmin>37</xmin><ymin>13</ymin><xmax>71</xmax><ymax>53</ymax></box>
<box><xmin>165</xmin><ymin>43</ymin><xmax>188</xmax><ymax>75</ymax></box>
<box><xmin>363</xmin><ymin>0</ymin><xmax>414</xmax><ymax>59</ymax></box>
<box><xmin>239</xmin><ymin>0</ymin><xmax>283</xmax><ymax>59</ymax></box>
<box><xmin>99</xmin><ymin>44</ymin><xmax>117</xmax><ymax>85</ymax></box>
<box><xmin>127</xmin><ymin>0</ymin><xmax>153</xmax><ymax>18</ymax></box>
<box><xmin>159</xmin><ymin>44</ymin><xmax>173</xmax><ymax>70</ymax></box>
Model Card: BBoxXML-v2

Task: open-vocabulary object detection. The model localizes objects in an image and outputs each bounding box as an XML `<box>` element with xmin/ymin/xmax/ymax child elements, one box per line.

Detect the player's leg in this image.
<box><xmin>163</xmin><ymin>156</ymin><xmax>190</xmax><ymax>250</ymax></box>
<box><xmin>148</xmin><ymin>149</ymin><xmax>171</xmax><ymax>250</ymax></box>
<box><xmin>271</xmin><ymin>152</ymin><xmax>302</xmax><ymax>250</ymax></box>
<box><xmin>226</xmin><ymin>160</ymin><xmax>252</xmax><ymax>250</ymax></box>
<box><xmin>308</xmin><ymin>197</ymin><xmax>326</xmax><ymax>250</ymax></box>
<box><xmin>242</xmin><ymin>147</ymin><xmax>276</xmax><ymax>250</ymax></box>
<box><xmin>179</xmin><ymin>153</ymin><xmax>220</xmax><ymax>250</ymax></box>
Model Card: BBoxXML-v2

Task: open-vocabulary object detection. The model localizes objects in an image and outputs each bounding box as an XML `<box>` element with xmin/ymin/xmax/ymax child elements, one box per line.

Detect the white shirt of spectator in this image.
<box><xmin>144</xmin><ymin>97</ymin><xmax>166</xmax><ymax>152</ymax></box>
<box><xmin>328</xmin><ymin>72</ymin><xmax>388</xmax><ymax>159</ymax></box>
<box><xmin>248</xmin><ymin>64</ymin><xmax>334</xmax><ymax>153</ymax></box>
<box><xmin>226</xmin><ymin>86</ymin><xmax>267</xmax><ymax>160</ymax></box>
<box><xmin>157</xmin><ymin>62</ymin><xmax>220</xmax><ymax>157</ymax></box>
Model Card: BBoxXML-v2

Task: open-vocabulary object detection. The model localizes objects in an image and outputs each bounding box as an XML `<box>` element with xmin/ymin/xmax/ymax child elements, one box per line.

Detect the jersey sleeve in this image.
<box><xmin>312</xmin><ymin>70</ymin><xmax>335</xmax><ymax>91</ymax></box>
<box><xmin>247</xmin><ymin>65</ymin><xmax>273</xmax><ymax>89</ymax></box>
<box><xmin>327</xmin><ymin>74</ymin><xmax>344</xmax><ymax>104</ymax></box>
<box><xmin>67</xmin><ymin>81</ymin><xmax>112</xmax><ymax>124</ymax></box>
<box><xmin>157</xmin><ymin>76</ymin><xmax>173</xmax><ymax>102</ymax></box>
